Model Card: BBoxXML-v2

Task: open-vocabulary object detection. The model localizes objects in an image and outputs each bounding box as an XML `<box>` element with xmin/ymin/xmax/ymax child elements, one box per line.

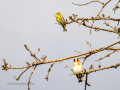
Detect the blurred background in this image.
<box><xmin>0</xmin><ymin>0</ymin><xmax>120</xmax><ymax>90</ymax></box>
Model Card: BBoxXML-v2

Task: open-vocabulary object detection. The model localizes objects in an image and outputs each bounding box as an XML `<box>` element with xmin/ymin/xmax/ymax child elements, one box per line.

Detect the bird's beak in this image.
<box><xmin>72</xmin><ymin>61</ymin><xmax>74</xmax><ymax>62</ymax></box>
<box><xmin>54</xmin><ymin>15</ymin><xmax>56</xmax><ymax>17</ymax></box>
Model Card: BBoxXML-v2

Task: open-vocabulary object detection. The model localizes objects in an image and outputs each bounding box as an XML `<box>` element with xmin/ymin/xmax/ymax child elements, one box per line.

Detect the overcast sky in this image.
<box><xmin>0</xmin><ymin>0</ymin><xmax>120</xmax><ymax>90</ymax></box>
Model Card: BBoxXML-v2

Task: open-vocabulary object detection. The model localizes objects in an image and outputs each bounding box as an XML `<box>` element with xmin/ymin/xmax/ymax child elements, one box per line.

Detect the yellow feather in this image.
<box><xmin>55</xmin><ymin>12</ymin><xmax>67</xmax><ymax>32</ymax></box>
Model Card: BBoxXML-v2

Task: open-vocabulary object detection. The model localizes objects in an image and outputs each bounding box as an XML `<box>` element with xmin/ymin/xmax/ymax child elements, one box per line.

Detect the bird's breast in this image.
<box><xmin>73</xmin><ymin>64</ymin><xmax>82</xmax><ymax>74</ymax></box>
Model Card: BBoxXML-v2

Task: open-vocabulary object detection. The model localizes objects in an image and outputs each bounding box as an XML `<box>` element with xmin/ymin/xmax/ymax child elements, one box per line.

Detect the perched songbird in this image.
<box><xmin>55</xmin><ymin>12</ymin><xmax>67</xmax><ymax>32</ymax></box>
<box><xmin>73</xmin><ymin>58</ymin><xmax>83</xmax><ymax>82</ymax></box>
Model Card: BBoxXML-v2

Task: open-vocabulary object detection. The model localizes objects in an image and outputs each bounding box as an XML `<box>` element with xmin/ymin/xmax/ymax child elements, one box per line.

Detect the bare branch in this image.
<box><xmin>104</xmin><ymin>21</ymin><xmax>118</xmax><ymax>32</ymax></box>
<box><xmin>112</xmin><ymin>0</ymin><xmax>120</xmax><ymax>14</ymax></box>
<box><xmin>76</xmin><ymin>17</ymin><xmax>120</xmax><ymax>21</ymax></box>
<box><xmin>2</xmin><ymin>41</ymin><xmax>120</xmax><ymax>71</ymax></box>
<box><xmin>90</xmin><ymin>0</ymin><xmax>111</xmax><ymax>34</ymax></box>
<box><xmin>74</xmin><ymin>50</ymin><xmax>81</xmax><ymax>53</ymax></box>
<box><xmin>35</xmin><ymin>48</ymin><xmax>40</xmax><ymax>54</ymax></box>
<box><xmin>67</xmin><ymin>17</ymin><xmax>120</xmax><ymax>35</ymax></box>
<box><xmin>82</xmin><ymin>54</ymin><xmax>92</xmax><ymax>65</ymax></box>
<box><xmin>24</xmin><ymin>44</ymin><xmax>42</xmax><ymax>62</ymax></box>
<box><xmin>67</xmin><ymin>62</ymin><xmax>120</xmax><ymax>74</ymax></box>
<box><xmin>72</xmin><ymin>0</ymin><xmax>104</xmax><ymax>6</ymax></box>
<box><xmin>86</xmin><ymin>40</ymin><xmax>93</xmax><ymax>50</ymax></box>
<box><xmin>72</xmin><ymin>0</ymin><xmax>115</xmax><ymax>35</ymax></box>
<box><xmin>14</xmin><ymin>67</ymin><xmax>30</xmax><ymax>81</ymax></box>
<box><xmin>45</xmin><ymin>62</ymin><xmax>55</xmax><ymax>81</ymax></box>
<box><xmin>95</xmin><ymin>50</ymin><xmax>118</xmax><ymax>61</ymax></box>
<box><xmin>64</xmin><ymin>65</ymin><xmax>73</xmax><ymax>72</ymax></box>
<box><xmin>28</xmin><ymin>65</ymin><xmax>37</xmax><ymax>90</ymax></box>
<box><xmin>81</xmin><ymin>62</ymin><xmax>120</xmax><ymax>74</ymax></box>
<box><xmin>85</xmin><ymin>74</ymin><xmax>90</xmax><ymax>90</ymax></box>
<box><xmin>89</xmin><ymin>64</ymin><xmax>94</xmax><ymax>71</ymax></box>
<box><xmin>2</xmin><ymin>59</ymin><xmax>8</xmax><ymax>71</ymax></box>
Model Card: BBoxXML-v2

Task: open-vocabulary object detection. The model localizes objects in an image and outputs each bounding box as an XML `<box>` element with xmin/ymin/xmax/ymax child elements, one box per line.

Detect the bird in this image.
<box><xmin>73</xmin><ymin>58</ymin><xmax>83</xmax><ymax>82</ymax></box>
<box><xmin>55</xmin><ymin>12</ymin><xmax>67</xmax><ymax>32</ymax></box>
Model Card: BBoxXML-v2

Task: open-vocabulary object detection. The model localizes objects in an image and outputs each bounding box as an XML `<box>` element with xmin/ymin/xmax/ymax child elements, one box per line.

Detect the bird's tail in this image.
<box><xmin>76</xmin><ymin>74</ymin><xmax>82</xmax><ymax>83</ymax></box>
<box><xmin>62</xmin><ymin>25</ymin><xmax>67</xmax><ymax>32</ymax></box>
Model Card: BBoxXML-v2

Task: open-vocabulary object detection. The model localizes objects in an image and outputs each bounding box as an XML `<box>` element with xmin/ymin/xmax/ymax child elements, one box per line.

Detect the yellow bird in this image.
<box><xmin>73</xmin><ymin>58</ymin><xmax>83</xmax><ymax>82</ymax></box>
<box><xmin>55</xmin><ymin>12</ymin><xmax>67</xmax><ymax>32</ymax></box>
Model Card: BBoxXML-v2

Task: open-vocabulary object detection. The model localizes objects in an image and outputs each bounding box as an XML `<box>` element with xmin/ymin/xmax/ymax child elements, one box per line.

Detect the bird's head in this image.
<box><xmin>54</xmin><ymin>12</ymin><xmax>61</xmax><ymax>17</ymax></box>
<box><xmin>56</xmin><ymin>12</ymin><xmax>61</xmax><ymax>16</ymax></box>
<box><xmin>73</xmin><ymin>58</ymin><xmax>79</xmax><ymax>63</ymax></box>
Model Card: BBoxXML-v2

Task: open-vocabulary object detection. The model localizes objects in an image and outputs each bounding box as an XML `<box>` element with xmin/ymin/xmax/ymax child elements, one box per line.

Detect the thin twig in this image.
<box><xmin>57</xmin><ymin>61</ymin><xmax>61</xmax><ymax>65</ymax></box>
<box><xmin>74</xmin><ymin>50</ymin><xmax>81</xmax><ymax>53</ymax></box>
<box><xmin>104</xmin><ymin>21</ymin><xmax>118</xmax><ymax>32</ymax></box>
<box><xmin>81</xmin><ymin>62</ymin><xmax>120</xmax><ymax>74</ymax></box>
<box><xmin>72</xmin><ymin>0</ymin><xmax>104</xmax><ymax>6</ymax></box>
<box><xmin>85</xmin><ymin>73</ymin><xmax>91</xmax><ymax>90</ymax></box>
<box><xmin>67</xmin><ymin>62</ymin><xmax>120</xmax><ymax>74</ymax></box>
<box><xmin>28</xmin><ymin>65</ymin><xmax>37</xmax><ymax>90</ymax></box>
<box><xmin>14</xmin><ymin>67</ymin><xmax>30</xmax><ymax>81</ymax></box>
<box><xmin>64</xmin><ymin>65</ymin><xmax>73</xmax><ymax>72</ymax></box>
<box><xmin>68</xmin><ymin>17</ymin><xmax>120</xmax><ymax>35</ymax></box>
<box><xmin>95</xmin><ymin>50</ymin><xmax>118</xmax><ymax>61</ymax></box>
<box><xmin>45</xmin><ymin>62</ymin><xmax>55</xmax><ymax>81</ymax></box>
<box><xmin>86</xmin><ymin>40</ymin><xmax>93</xmax><ymax>50</ymax></box>
<box><xmin>82</xmin><ymin>54</ymin><xmax>91</xmax><ymax>65</ymax></box>
<box><xmin>112</xmin><ymin>0</ymin><xmax>120</xmax><ymax>14</ymax></box>
<box><xmin>90</xmin><ymin>0</ymin><xmax>112</xmax><ymax>34</ymax></box>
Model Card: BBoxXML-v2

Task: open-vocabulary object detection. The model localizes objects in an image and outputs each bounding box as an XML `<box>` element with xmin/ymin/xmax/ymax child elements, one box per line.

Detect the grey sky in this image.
<box><xmin>0</xmin><ymin>0</ymin><xmax>120</xmax><ymax>90</ymax></box>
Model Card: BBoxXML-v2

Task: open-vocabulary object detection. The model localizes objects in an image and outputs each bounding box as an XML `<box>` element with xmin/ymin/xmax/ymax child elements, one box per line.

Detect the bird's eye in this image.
<box><xmin>73</xmin><ymin>59</ymin><xmax>75</xmax><ymax>62</ymax></box>
<box><xmin>77</xmin><ymin>59</ymin><xmax>78</xmax><ymax>61</ymax></box>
